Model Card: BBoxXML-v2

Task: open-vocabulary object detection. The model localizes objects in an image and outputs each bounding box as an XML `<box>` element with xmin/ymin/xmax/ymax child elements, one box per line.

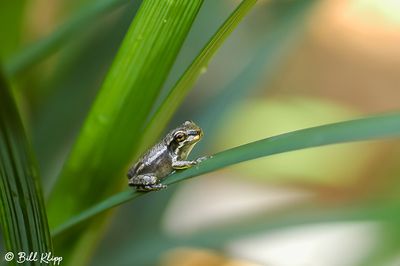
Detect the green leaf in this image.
<box><xmin>89</xmin><ymin>2</ymin><xmax>262</xmax><ymax>262</ymax></box>
<box><xmin>52</xmin><ymin>112</ymin><xmax>400</xmax><ymax>236</ymax></box>
<box><xmin>47</xmin><ymin>0</ymin><xmax>204</xmax><ymax>230</ymax></box>
<box><xmin>4</xmin><ymin>0</ymin><xmax>133</xmax><ymax>77</ymax></box>
<box><xmin>90</xmin><ymin>1</ymin><xmax>319</xmax><ymax>264</ymax></box>
<box><xmin>51</xmin><ymin>0</ymin><xmax>258</xmax><ymax>236</ymax></box>
<box><xmin>124</xmin><ymin>0</ymin><xmax>258</xmax><ymax>237</ymax></box>
<box><xmin>45</xmin><ymin>1</ymin><xmax>203</xmax><ymax>264</ymax></box>
<box><xmin>32</xmin><ymin>3</ymin><xmax>140</xmax><ymax>192</ymax></box>
<box><xmin>138</xmin><ymin>0</ymin><xmax>257</xmax><ymax>152</ymax></box>
<box><xmin>0</xmin><ymin>71</ymin><xmax>53</xmax><ymax>261</ymax></box>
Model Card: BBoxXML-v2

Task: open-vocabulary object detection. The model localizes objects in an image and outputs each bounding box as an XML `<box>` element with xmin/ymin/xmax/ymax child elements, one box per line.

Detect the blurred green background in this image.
<box><xmin>2</xmin><ymin>0</ymin><xmax>400</xmax><ymax>265</ymax></box>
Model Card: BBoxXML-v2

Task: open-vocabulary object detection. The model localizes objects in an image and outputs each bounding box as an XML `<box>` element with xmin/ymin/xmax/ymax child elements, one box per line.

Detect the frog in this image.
<box><xmin>128</xmin><ymin>120</ymin><xmax>208</xmax><ymax>192</ymax></box>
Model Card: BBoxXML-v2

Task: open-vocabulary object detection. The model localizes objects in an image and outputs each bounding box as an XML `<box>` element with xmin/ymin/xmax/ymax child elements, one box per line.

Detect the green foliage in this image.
<box><xmin>139</xmin><ymin>0</ymin><xmax>257</xmax><ymax>152</ymax></box>
<box><xmin>42</xmin><ymin>1</ymin><xmax>205</xmax><ymax>264</ymax></box>
<box><xmin>2</xmin><ymin>0</ymin><xmax>400</xmax><ymax>265</ymax></box>
<box><xmin>4</xmin><ymin>0</ymin><xmax>133</xmax><ymax>77</ymax></box>
<box><xmin>47</xmin><ymin>0</ymin><xmax>204</xmax><ymax>229</ymax></box>
<box><xmin>0</xmin><ymin>72</ymin><xmax>53</xmax><ymax>263</ymax></box>
<box><xmin>52</xmin><ymin>112</ymin><xmax>400</xmax><ymax>235</ymax></box>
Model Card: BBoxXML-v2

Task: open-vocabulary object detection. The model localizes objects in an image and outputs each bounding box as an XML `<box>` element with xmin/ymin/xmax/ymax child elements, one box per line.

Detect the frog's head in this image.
<box><xmin>166</xmin><ymin>121</ymin><xmax>203</xmax><ymax>158</ymax></box>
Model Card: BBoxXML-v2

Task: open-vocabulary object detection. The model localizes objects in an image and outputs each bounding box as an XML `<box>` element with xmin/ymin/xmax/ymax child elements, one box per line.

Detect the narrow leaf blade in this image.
<box><xmin>53</xmin><ymin>112</ymin><xmax>400</xmax><ymax>235</ymax></box>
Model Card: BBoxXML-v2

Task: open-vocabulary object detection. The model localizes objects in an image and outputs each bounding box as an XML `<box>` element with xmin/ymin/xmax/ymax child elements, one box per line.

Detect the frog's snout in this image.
<box><xmin>195</xmin><ymin>130</ymin><xmax>203</xmax><ymax>139</ymax></box>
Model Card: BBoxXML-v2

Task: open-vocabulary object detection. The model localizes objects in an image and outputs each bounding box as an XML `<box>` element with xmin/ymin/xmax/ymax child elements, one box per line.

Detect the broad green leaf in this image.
<box><xmin>39</xmin><ymin>3</ymin><xmax>205</xmax><ymax>263</ymax></box>
<box><xmin>129</xmin><ymin>0</ymin><xmax>258</xmax><ymax>235</ymax></box>
<box><xmin>43</xmin><ymin>0</ymin><xmax>203</xmax><ymax>265</ymax></box>
<box><xmin>0</xmin><ymin>72</ymin><xmax>53</xmax><ymax>262</ymax></box>
<box><xmin>4</xmin><ymin>0</ymin><xmax>134</xmax><ymax>77</ymax></box>
<box><xmin>32</xmin><ymin>2</ymin><xmax>140</xmax><ymax>193</ymax></box>
<box><xmin>44</xmin><ymin>0</ymin><xmax>204</xmax><ymax>260</ymax></box>
<box><xmin>91</xmin><ymin>1</ymin><xmax>319</xmax><ymax>264</ymax></box>
<box><xmin>51</xmin><ymin>0</ymin><xmax>258</xmax><ymax>236</ymax></box>
<box><xmin>47</xmin><ymin>0</ymin><xmax>204</xmax><ymax>229</ymax></box>
<box><xmin>137</xmin><ymin>0</ymin><xmax>258</xmax><ymax>152</ymax></box>
<box><xmin>52</xmin><ymin>112</ymin><xmax>400</xmax><ymax>236</ymax></box>
<box><xmin>90</xmin><ymin>2</ymin><xmax>262</xmax><ymax>262</ymax></box>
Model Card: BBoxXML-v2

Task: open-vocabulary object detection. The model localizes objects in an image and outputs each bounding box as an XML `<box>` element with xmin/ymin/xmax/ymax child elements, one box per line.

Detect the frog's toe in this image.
<box><xmin>149</xmin><ymin>184</ymin><xmax>167</xmax><ymax>191</ymax></box>
<box><xmin>196</xmin><ymin>155</ymin><xmax>211</xmax><ymax>164</ymax></box>
<box><xmin>129</xmin><ymin>174</ymin><xmax>166</xmax><ymax>192</ymax></box>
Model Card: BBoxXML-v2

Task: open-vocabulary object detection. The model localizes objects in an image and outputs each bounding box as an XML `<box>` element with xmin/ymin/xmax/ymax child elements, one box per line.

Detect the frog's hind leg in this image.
<box><xmin>128</xmin><ymin>174</ymin><xmax>167</xmax><ymax>192</ymax></box>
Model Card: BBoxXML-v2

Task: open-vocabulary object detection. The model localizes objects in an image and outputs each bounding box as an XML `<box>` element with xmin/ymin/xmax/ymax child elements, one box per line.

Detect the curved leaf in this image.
<box><xmin>47</xmin><ymin>0</ymin><xmax>204</xmax><ymax>230</ymax></box>
<box><xmin>44</xmin><ymin>1</ymin><xmax>204</xmax><ymax>264</ymax></box>
<box><xmin>52</xmin><ymin>112</ymin><xmax>400</xmax><ymax>236</ymax></box>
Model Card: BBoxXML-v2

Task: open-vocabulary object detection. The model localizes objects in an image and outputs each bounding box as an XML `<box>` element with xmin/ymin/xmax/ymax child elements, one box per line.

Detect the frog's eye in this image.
<box><xmin>174</xmin><ymin>131</ymin><xmax>187</xmax><ymax>142</ymax></box>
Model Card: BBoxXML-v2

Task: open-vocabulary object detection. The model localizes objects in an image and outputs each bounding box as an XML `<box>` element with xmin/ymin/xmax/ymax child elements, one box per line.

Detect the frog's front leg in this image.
<box><xmin>172</xmin><ymin>160</ymin><xmax>196</xmax><ymax>169</ymax></box>
<box><xmin>172</xmin><ymin>157</ymin><xmax>198</xmax><ymax>169</ymax></box>
<box><xmin>171</xmin><ymin>155</ymin><xmax>211</xmax><ymax>170</ymax></box>
<box><xmin>128</xmin><ymin>174</ymin><xmax>167</xmax><ymax>191</ymax></box>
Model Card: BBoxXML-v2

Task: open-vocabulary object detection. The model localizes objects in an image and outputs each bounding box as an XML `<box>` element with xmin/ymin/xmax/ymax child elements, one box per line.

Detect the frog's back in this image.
<box><xmin>127</xmin><ymin>141</ymin><xmax>173</xmax><ymax>178</ymax></box>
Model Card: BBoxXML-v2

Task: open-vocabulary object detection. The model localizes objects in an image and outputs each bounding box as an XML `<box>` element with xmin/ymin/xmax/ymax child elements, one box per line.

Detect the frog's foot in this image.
<box><xmin>136</xmin><ymin>183</ymin><xmax>167</xmax><ymax>192</ymax></box>
<box><xmin>129</xmin><ymin>175</ymin><xmax>166</xmax><ymax>192</ymax></box>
